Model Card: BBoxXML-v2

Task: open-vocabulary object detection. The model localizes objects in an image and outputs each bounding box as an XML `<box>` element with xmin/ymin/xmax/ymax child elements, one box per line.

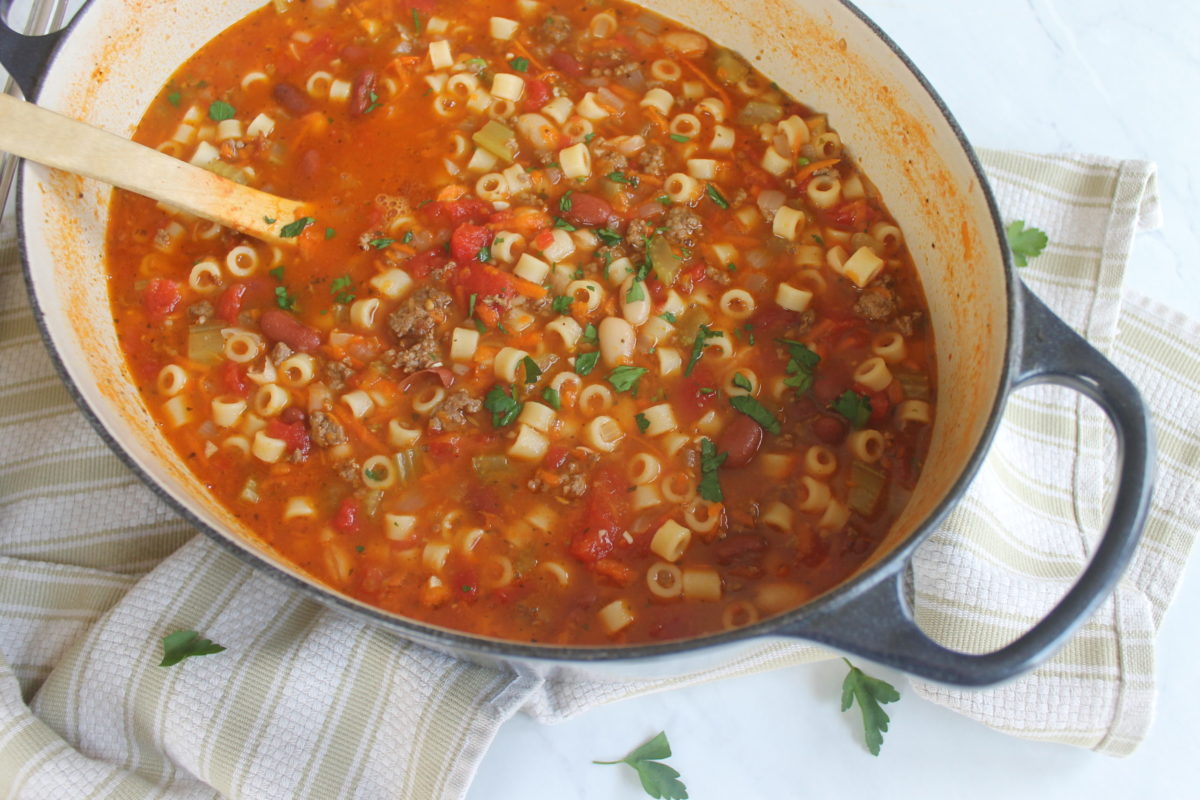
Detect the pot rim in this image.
<box><xmin>15</xmin><ymin>0</ymin><xmax>1018</xmax><ymax>663</ymax></box>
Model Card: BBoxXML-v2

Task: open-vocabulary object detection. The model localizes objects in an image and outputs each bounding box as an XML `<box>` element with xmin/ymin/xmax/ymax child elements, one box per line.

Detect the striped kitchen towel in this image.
<box><xmin>0</xmin><ymin>149</ymin><xmax>1193</xmax><ymax>799</ymax></box>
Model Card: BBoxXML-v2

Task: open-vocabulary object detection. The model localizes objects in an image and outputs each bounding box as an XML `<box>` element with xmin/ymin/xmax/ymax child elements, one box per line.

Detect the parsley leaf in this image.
<box><xmin>778</xmin><ymin>338</ymin><xmax>820</xmax><ymax>394</ymax></box>
<box><xmin>597</xmin><ymin>227</ymin><xmax>623</xmax><ymax>246</ymax></box>
<box><xmin>330</xmin><ymin>275</ymin><xmax>355</xmax><ymax>304</ymax></box>
<box><xmin>510</xmin><ymin>56</ymin><xmax>530</xmax><ymax>72</ymax></box>
<box><xmin>522</xmin><ymin>355</ymin><xmax>542</xmax><ymax>384</ymax></box>
<box><xmin>635</xmin><ymin>413</ymin><xmax>650</xmax><ymax>433</ymax></box>
<box><xmin>411</xmin><ymin>7</ymin><xmax>422</xmax><ymax>34</ymax></box>
<box><xmin>402</xmin><ymin>230</ymin><xmax>414</xmax><ymax>244</ymax></box>
<box><xmin>484</xmin><ymin>385</ymin><xmax>522</xmax><ymax>427</ymax></box>
<box><xmin>656</xmin><ymin>194</ymin><xmax>671</xmax><ymax>206</ymax></box>
<box><xmin>660</xmin><ymin>311</ymin><xmax>677</xmax><ymax>323</ymax></box>
<box><xmin>626</xmin><ymin>276</ymin><xmax>646</xmax><ymax>303</ymax></box>
<box><xmin>325</xmin><ymin>227</ymin><xmax>336</xmax><ymax>240</ymax></box>
<box><xmin>364</xmin><ymin>466</ymin><xmax>386</xmax><ymax>481</ymax></box>
<box><xmin>832</xmin><ymin>389</ymin><xmax>871</xmax><ymax>429</ymax></box>
<box><xmin>368</xmin><ymin>237</ymin><xmax>394</xmax><ymax>249</ymax></box>
<box><xmin>1006</xmin><ymin>219</ymin><xmax>1048</xmax><ymax>267</ymax></box>
<box><xmin>559</xmin><ymin>190</ymin><xmax>573</xmax><ymax>212</ymax></box>
<box><xmin>279</xmin><ymin>216</ymin><xmax>314</xmax><ymax>238</ymax></box>
<box><xmin>274</xmin><ymin>286</ymin><xmax>296</xmax><ymax>310</ymax></box>
<box><xmin>542</xmin><ymin>386</ymin><xmax>561</xmax><ymax>410</ymax></box>
<box><xmin>607</xmin><ymin>365</ymin><xmax>648</xmax><ymax>394</ymax></box>
<box><xmin>268</xmin><ymin>266</ymin><xmax>285</xmax><ymax>282</ymax></box>
<box><xmin>732</xmin><ymin>372</ymin><xmax>753</xmax><ymax>392</ymax></box>
<box><xmin>729</xmin><ymin>395</ymin><xmax>781</xmax><ymax>434</ymax></box>
<box><xmin>669</xmin><ymin>133</ymin><xmax>689</xmax><ymax>143</ymax></box>
<box><xmin>554</xmin><ymin>216</ymin><xmax>577</xmax><ymax>231</ymax></box>
<box><xmin>207</xmin><ymin>100</ymin><xmax>235</xmax><ymax>121</ymax></box>
<box><xmin>684</xmin><ymin>325</ymin><xmax>723</xmax><ymax>376</ymax></box>
<box><xmin>607</xmin><ymin>170</ymin><xmax>631</xmax><ymax>183</ymax></box>
<box><xmin>575</xmin><ymin>351</ymin><xmax>600</xmax><ymax>376</ymax></box>
<box><xmin>363</xmin><ymin>90</ymin><xmax>381</xmax><ymax>114</ymax></box>
<box><xmin>698</xmin><ymin>438</ymin><xmax>727</xmax><ymax>502</ymax></box>
<box><xmin>477</xmin><ymin>244</ymin><xmax>491</xmax><ymax>262</ymax></box>
<box><xmin>595</xmin><ymin>732</ymin><xmax>688</xmax><ymax>800</ymax></box>
<box><xmin>159</xmin><ymin>630</ymin><xmax>226</xmax><ymax>667</ymax></box>
<box><xmin>581</xmin><ymin>323</ymin><xmax>598</xmax><ymax>344</ymax></box>
<box><xmin>167</xmin><ymin>90</ymin><xmax>182</xmax><ymax>107</ymax></box>
<box><xmin>705</xmin><ymin>183</ymin><xmax>730</xmax><ymax>209</ymax></box>
<box><xmin>841</xmin><ymin>658</ymin><xmax>900</xmax><ymax>756</ymax></box>
<box><xmin>551</xmin><ymin>295</ymin><xmax>573</xmax><ymax>315</ymax></box>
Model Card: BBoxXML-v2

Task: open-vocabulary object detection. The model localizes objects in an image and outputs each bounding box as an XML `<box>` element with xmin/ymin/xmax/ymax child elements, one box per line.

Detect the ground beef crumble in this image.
<box><xmin>322</xmin><ymin>360</ymin><xmax>354</xmax><ymax>392</ymax></box>
<box><xmin>854</xmin><ymin>289</ymin><xmax>896</xmax><ymax>321</ymax></box>
<box><xmin>187</xmin><ymin>301</ymin><xmax>214</xmax><ymax>325</ymax></box>
<box><xmin>335</xmin><ymin>459</ymin><xmax>361</xmax><ymax>487</ymax></box>
<box><xmin>428</xmin><ymin>390</ymin><xmax>482</xmax><ymax>432</ymax></box>
<box><xmin>385</xmin><ymin>287</ymin><xmax>452</xmax><ymax>373</ymax></box>
<box><xmin>637</xmin><ymin>143</ymin><xmax>667</xmax><ymax>176</ymax></box>
<box><xmin>537</xmin><ymin>14</ymin><xmax>572</xmax><ymax>45</ymax></box>
<box><xmin>528</xmin><ymin>452</ymin><xmax>597</xmax><ymax>499</ymax></box>
<box><xmin>309</xmin><ymin>410</ymin><xmax>348</xmax><ymax>447</ymax></box>
<box><xmin>663</xmin><ymin>206</ymin><xmax>704</xmax><ymax>247</ymax></box>
<box><xmin>270</xmin><ymin>341</ymin><xmax>294</xmax><ymax>364</ymax></box>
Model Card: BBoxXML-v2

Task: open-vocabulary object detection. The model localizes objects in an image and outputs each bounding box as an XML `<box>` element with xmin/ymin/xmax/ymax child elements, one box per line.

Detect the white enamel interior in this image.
<box><xmin>20</xmin><ymin>0</ymin><xmax>1009</xmax><ymax>649</ymax></box>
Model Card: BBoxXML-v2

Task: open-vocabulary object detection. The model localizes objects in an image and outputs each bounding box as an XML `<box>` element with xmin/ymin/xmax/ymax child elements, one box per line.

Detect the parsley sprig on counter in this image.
<box><xmin>841</xmin><ymin>659</ymin><xmax>901</xmax><ymax>755</ymax></box>
<box><xmin>1005</xmin><ymin>220</ymin><xmax>1048</xmax><ymax>267</ymax></box>
<box><xmin>594</xmin><ymin>731</ymin><xmax>688</xmax><ymax>800</ymax></box>
<box><xmin>159</xmin><ymin>630</ymin><xmax>226</xmax><ymax>667</ymax></box>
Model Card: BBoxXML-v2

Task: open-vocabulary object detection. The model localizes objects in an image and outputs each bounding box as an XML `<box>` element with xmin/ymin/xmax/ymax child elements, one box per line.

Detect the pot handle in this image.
<box><xmin>0</xmin><ymin>14</ymin><xmax>67</xmax><ymax>98</ymax></box>
<box><xmin>776</xmin><ymin>283</ymin><xmax>1154</xmax><ymax>686</ymax></box>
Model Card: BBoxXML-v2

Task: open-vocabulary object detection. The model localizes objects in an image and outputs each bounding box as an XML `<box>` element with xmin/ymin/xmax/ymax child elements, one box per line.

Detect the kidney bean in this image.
<box><xmin>564</xmin><ymin>192</ymin><xmax>616</xmax><ymax>228</ymax></box>
<box><xmin>718</xmin><ymin>414</ymin><xmax>764</xmax><ymax>468</ymax></box>
<box><xmin>549</xmin><ymin>51</ymin><xmax>584</xmax><ymax>77</ymax></box>
<box><xmin>349</xmin><ymin>70</ymin><xmax>378</xmax><ymax>117</ymax></box>
<box><xmin>271</xmin><ymin>82</ymin><xmax>312</xmax><ymax>116</ymax></box>
<box><xmin>812</xmin><ymin>415</ymin><xmax>847</xmax><ymax>444</ymax></box>
<box><xmin>279</xmin><ymin>406</ymin><xmax>307</xmax><ymax>425</ymax></box>
<box><xmin>260</xmin><ymin>309</ymin><xmax>322</xmax><ymax>353</ymax></box>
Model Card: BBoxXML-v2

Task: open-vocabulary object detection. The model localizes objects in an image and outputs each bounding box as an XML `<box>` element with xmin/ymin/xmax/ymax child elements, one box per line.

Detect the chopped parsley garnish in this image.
<box><xmin>411</xmin><ymin>7</ymin><xmax>422</xmax><ymax>34</ymax></box>
<box><xmin>551</xmin><ymin>295</ymin><xmax>573</xmax><ymax>315</ymax></box>
<box><xmin>581</xmin><ymin>323</ymin><xmax>598</xmax><ymax>344</ymax></box>
<box><xmin>726</xmin><ymin>261</ymin><xmax>737</xmax><ymax>273</ymax></box>
<box><xmin>730</xmin><ymin>394</ymin><xmax>781</xmax><ymax>434</ymax></box>
<box><xmin>510</xmin><ymin>56</ymin><xmax>530</xmax><ymax>72</ymax></box>
<box><xmin>732</xmin><ymin>372</ymin><xmax>753</xmax><ymax>392</ymax></box>
<box><xmin>842</xmin><ymin>658</ymin><xmax>901</xmax><ymax>756</ymax></box>
<box><xmin>559</xmin><ymin>190</ymin><xmax>574</xmax><ymax>212</ymax></box>
<box><xmin>268</xmin><ymin>266</ymin><xmax>285</xmax><ymax>282</ymax></box>
<box><xmin>542</xmin><ymin>386</ymin><xmax>561</xmax><ymax>410</ymax></box>
<box><xmin>477</xmin><ymin>244</ymin><xmax>491</xmax><ymax>262</ymax></box>
<box><xmin>368</xmin><ymin>237</ymin><xmax>394</xmax><ymax>249</ymax></box>
<box><xmin>522</xmin><ymin>355</ymin><xmax>542</xmax><ymax>384</ymax></box>
<box><xmin>159</xmin><ymin>630</ymin><xmax>225</xmax><ymax>668</ymax></box>
<box><xmin>465</xmin><ymin>57</ymin><xmax>487</xmax><ymax>72</ymax></box>
<box><xmin>698</xmin><ymin>387</ymin><xmax>716</xmax><ymax>396</ymax></box>
<box><xmin>778</xmin><ymin>338</ymin><xmax>820</xmax><ymax>394</ymax></box>
<box><xmin>684</xmin><ymin>324</ymin><xmax>723</xmax><ymax>376</ymax></box>
<box><xmin>669</xmin><ymin>133</ymin><xmax>690</xmax><ymax>143</ymax></box>
<box><xmin>1006</xmin><ymin>219</ymin><xmax>1049</xmax><ymax>267</ymax></box>
<box><xmin>812</xmin><ymin>233</ymin><xmax>825</xmax><ymax>246</ymax></box>
<box><xmin>573</xmin><ymin>267</ymin><xmax>585</xmax><ymax>280</ymax></box>
<box><xmin>364</xmin><ymin>90</ymin><xmax>381</xmax><ymax>114</ymax></box>
<box><xmin>325</xmin><ymin>227</ymin><xmax>336</xmax><ymax>240</ymax></box>
<box><xmin>705</xmin><ymin>183</ymin><xmax>730</xmax><ymax>209</ymax></box>
<box><xmin>167</xmin><ymin>91</ymin><xmax>181</xmax><ymax>107</ymax></box>
<box><xmin>742</xmin><ymin>323</ymin><xmax>756</xmax><ymax>345</ymax></box>
<box><xmin>263</xmin><ymin>216</ymin><xmax>276</xmax><ymax>225</ymax></box>
<box><xmin>468</xmin><ymin>293</ymin><xmax>487</xmax><ymax>332</ymax></box>
<box><xmin>279</xmin><ymin>216</ymin><xmax>314</xmax><ymax>238</ymax></box>
<box><xmin>575</xmin><ymin>351</ymin><xmax>600</xmax><ymax>376</ymax></box>
<box><xmin>797</xmin><ymin>156</ymin><xmax>811</xmax><ymax>167</ymax></box>
<box><xmin>356</xmin><ymin>545</ymin><xmax>365</xmax><ymax>553</ymax></box>
<box><xmin>698</xmin><ymin>437</ymin><xmax>728</xmax><ymax>502</ymax></box>
<box><xmin>596</xmin><ymin>227</ymin><xmax>623</xmax><ymax>246</ymax></box>
<box><xmin>660</xmin><ymin>311</ymin><xmax>677</xmax><ymax>323</ymax></box>
<box><xmin>274</xmin><ymin>286</ymin><xmax>296</xmax><ymax>310</ymax></box>
<box><xmin>606</xmin><ymin>170</ymin><xmax>638</xmax><ymax>187</ymax></box>
<box><xmin>553</xmin><ymin>216</ymin><xmax>577</xmax><ymax>231</ymax></box>
<box><xmin>402</xmin><ymin>230</ymin><xmax>414</xmax><ymax>244</ymax></box>
<box><xmin>364</xmin><ymin>466</ymin><xmax>386</xmax><ymax>481</ymax></box>
<box><xmin>635</xmin><ymin>413</ymin><xmax>650</xmax><ymax>433</ymax></box>
<box><xmin>330</xmin><ymin>275</ymin><xmax>355</xmax><ymax>304</ymax></box>
<box><xmin>832</xmin><ymin>389</ymin><xmax>872</xmax><ymax>429</ymax></box>
<box><xmin>595</xmin><ymin>732</ymin><xmax>688</xmax><ymax>800</ymax></box>
<box><xmin>484</xmin><ymin>384</ymin><xmax>522</xmax><ymax>427</ymax></box>
<box><xmin>626</xmin><ymin>277</ymin><xmax>646</xmax><ymax>304</ymax></box>
<box><xmin>656</xmin><ymin>195</ymin><xmax>671</xmax><ymax>206</ymax></box>
<box><xmin>607</xmin><ymin>365</ymin><xmax>648</xmax><ymax>394</ymax></box>
<box><xmin>207</xmin><ymin>100</ymin><xmax>235</xmax><ymax>121</ymax></box>
<box><xmin>584</xmin><ymin>132</ymin><xmax>596</xmax><ymax>143</ymax></box>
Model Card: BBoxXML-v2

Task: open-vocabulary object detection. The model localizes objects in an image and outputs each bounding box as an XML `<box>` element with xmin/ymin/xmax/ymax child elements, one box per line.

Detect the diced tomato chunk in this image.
<box><xmin>544</xmin><ymin>446</ymin><xmax>568</xmax><ymax>470</ymax></box>
<box><xmin>219</xmin><ymin>361</ymin><xmax>249</xmax><ymax>397</ymax></box>
<box><xmin>826</xmin><ymin>198</ymin><xmax>880</xmax><ymax>231</ymax></box>
<box><xmin>426</xmin><ymin>435</ymin><xmax>461</xmax><ymax>463</ymax></box>
<box><xmin>644</xmin><ymin>276</ymin><xmax>667</xmax><ymax>304</ymax></box>
<box><xmin>569</xmin><ymin>465</ymin><xmax>628</xmax><ymax>563</ymax></box>
<box><xmin>407</xmin><ymin>248</ymin><xmax>450</xmax><ymax>278</ymax></box>
<box><xmin>144</xmin><ymin>278</ymin><xmax>181</xmax><ymax>321</ymax></box>
<box><xmin>215</xmin><ymin>283</ymin><xmax>247</xmax><ymax>324</ymax></box>
<box><xmin>423</xmin><ymin>197</ymin><xmax>492</xmax><ymax>226</ymax></box>
<box><xmin>453</xmin><ymin>263</ymin><xmax>517</xmax><ymax>302</ymax></box>
<box><xmin>450</xmin><ymin>223</ymin><xmax>494</xmax><ymax>263</ymax></box>
<box><xmin>863</xmin><ymin>388</ymin><xmax>891</xmax><ymax>423</ymax></box>
<box><xmin>674</xmin><ymin>366</ymin><xmax>718</xmax><ymax>422</ymax></box>
<box><xmin>523</xmin><ymin>78</ymin><xmax>552</xmax><ymax>111</ymax></box>
<box><xmin>332</xmin><ymin>496</ymin><xmax>361</xmax><ymax>534</ymax></box>
<box><xmin>265</xmin><ymin>418</ymin><xmax>311</xmax><ymax>459</ymax></box>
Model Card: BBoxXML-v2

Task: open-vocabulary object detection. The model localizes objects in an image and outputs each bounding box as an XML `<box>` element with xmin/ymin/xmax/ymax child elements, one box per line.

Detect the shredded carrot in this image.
<box><xmin>680</xmin><ymin>57</ymin><xmax>733</xmax><ymax>116</ymax></box>
<box><xmin>508</xmin><ymin>209</ymin><xmax>552</xmax><ymax>238</ymax></box>
<box><xmin>329</xmin><ymin>408</ymin><xmax>390</xmax><ymax>453</ymax></box>
<box><xmin>592</xmin><ymin>558</ymin><xmax>635</xmax><ymax>586</ymax></box>
<box><xmin>510</xmin><ymin>39</ymin><xmax>545</xmax><ymax>72</ymax></box>
<box><xmin>514</xmin><ymin>329</ymin><xmax>541</xmax><ymax>349</ymax></box>
<box><xmin>605</xmin><ymin>83</ymin><xmax>640</xmax><ymax>103</ymax></box>
<box><xmin>644</xmin><ymin>107</ymin><xmax>670</xmax><ymax>135</ymax></box>
<box><xmin>475</xmin><ymin>303</ymin><xmax>499</xmax><ymax>328</ymax></box>
<box><xmin>795</xmin><ymin>158</ymin><xmax>841</xmax><ymax>183</ymax></box>
<box><xmin>559</xmin><ymin>381</ymin><xmax>579</xmax><ymax>409</ymax></box>
<box><xmin>535</xmin><ymin>469</ymin><xmax>562</xmax><ymax>487</ymax></box>
<box><xmin>473</xmin><ymin>344</ymin><xmax>499</xmax><ymax>364</ymax></box>
<box><xmin>437</xmin><ymin>184</ymin><xmax>469</xmax><ymax>203</ymax></box>
<box><xmin>292</xmin><ymin>111</ymin><xmax>329</xmax><ymax>148</ymax></box>
<box><xmin>512</xmin><ymin>276</ymin><xmax>548</xmax><ymax>299</ymax></box>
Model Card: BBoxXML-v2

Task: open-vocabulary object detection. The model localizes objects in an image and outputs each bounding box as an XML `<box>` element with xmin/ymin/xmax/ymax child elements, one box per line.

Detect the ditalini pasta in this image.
<box><xmin>106</xmin><ymin>0</ymin><xmax>936</xmax><ymax>645</ymax></box>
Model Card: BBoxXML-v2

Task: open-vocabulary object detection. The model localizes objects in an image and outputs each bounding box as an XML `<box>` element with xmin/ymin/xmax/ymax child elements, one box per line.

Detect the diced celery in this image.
<box><xmin>674</xmin><ymin>305</ymin><xmax>711</xmax><ymax>346</ymax></box>
<box><xmin>393</xmin><ymin>448</ymin><xmax>423</xmax><ymax>484</ymax></box>
<box><xmin>239</xmin><ymin>478</ymin><xmax>260</xmax><ymax>504</ymax></box>
<box><xmin>713</xmin><ymin>49</ymin><xmax>749</xmax><ymax>84</ymax></box>
<box><xmin>472</xmin><ymin>454</ymin><xmax>511</xmax><ymax>482</ymax></box>
<box><xmin>896</xmin><ymin>371</ymin><xmax>931</xmax><ymax>401</ymax></box>
<box><xmin>649</xmin><ymin>235</ymin><xmax>682</xmax><ymax>287</ymax></box>
<box><xmin>848</xmin><ymin>461</ymin><xmax>886</xmax><ymax>517</ymax></box>
<box><xmin>472</xmin><ymin>120</ymin><xmax>518</xmax><ymax>163</ymax></box>
<box><xmin>187</xmin><ymin>323</ymin><xmax>225</xmax><ymax>365</ymax></box>
<box><xmin>736</xmin><ymin>100</ymin><xmax>783</xmax><ymax>125</ymax></box>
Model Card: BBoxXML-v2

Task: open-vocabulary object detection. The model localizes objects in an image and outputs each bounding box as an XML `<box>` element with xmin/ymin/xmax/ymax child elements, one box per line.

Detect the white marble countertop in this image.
<box><xmin>470</xmin><ymin>1</ymin><xmax>1200</xmax><ymax>798</ymax></box>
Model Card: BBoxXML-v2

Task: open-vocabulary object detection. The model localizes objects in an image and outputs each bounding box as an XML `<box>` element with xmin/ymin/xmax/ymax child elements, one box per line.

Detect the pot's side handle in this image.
<box><xmin>775</xmin><ymin>284</ymin><xmax>1154</xmax><ymax>686</ymax></box>
<box><xmin>0</xmin><ymin>18</ymin><xmax>66</xmax><ymax>98</ymax></box>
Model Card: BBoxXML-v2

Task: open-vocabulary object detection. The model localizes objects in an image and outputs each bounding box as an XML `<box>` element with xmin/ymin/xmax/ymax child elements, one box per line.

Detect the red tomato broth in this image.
<box><xmin>105</xmin><ymin>0</ymin><xmax>936</xmax><ymax>645</ymax></box>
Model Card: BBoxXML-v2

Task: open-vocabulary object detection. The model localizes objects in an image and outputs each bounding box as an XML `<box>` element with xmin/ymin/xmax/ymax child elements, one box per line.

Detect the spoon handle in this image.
<box><xmin>0</xmin><ymin>93</ymin><xmax>307</xmax><ymax>243</ymax></box>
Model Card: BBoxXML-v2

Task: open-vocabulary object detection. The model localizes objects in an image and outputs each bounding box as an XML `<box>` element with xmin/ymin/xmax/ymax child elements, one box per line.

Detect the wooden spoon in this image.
<box><xmin>0</xmin><ymin>93</ymin><xmax>308</xmax><ymax>244</ymax></box>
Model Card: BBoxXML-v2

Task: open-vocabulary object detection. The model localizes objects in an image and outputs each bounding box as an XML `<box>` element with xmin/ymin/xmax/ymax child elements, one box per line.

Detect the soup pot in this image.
<box><xmin>2</xmin><ymin>0</ymin><xmax>1154</xmax><ymax>686</ymax></box>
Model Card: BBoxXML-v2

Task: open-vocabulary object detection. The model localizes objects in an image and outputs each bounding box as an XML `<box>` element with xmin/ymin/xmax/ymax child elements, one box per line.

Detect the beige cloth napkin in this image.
<box><xmin>0</xmin><ymin>149</ymin><xmax>1193</xmax><ymax>799</ymax></box>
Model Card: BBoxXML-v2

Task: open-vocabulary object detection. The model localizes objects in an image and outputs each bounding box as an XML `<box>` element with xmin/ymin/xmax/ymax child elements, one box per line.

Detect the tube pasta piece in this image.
<box><xmin>253</xmin><ymin>384</ymin><xmax>290</xmax><ymax>417</ymax></box>
<box><xmin>847</xmin><ymin>429</ymin><xmax>885</xmax><ymax>463</ymax></box>
<box><xmin>628</xmin><ymin>453</ymin><xmax>661</xmax><ymax>486</ymax></box>
<box><xmin>278</xmin><ymin>354</ymin><xmax>317</xmax><ymax>387</ymax></box>
<box><xmin>630</xmin><ymin>483</ymin><xmax>664</xmax><ymax>512</ymax></box>
<box><xmin>650</xmin><ymin>520</ymin><xmax>692</xmax><ymax>562</ymax></box>
<box><xmin>369</xmin><ymin>268</ymin><xmax>413</xmax><ymax>300</ymax></box>
<box><xmin>423</xmin><ymin>542</ymin><xmax>451</xmax><ymax>572</ymax></box>
<box><xmin>341</xmin><ymin>389</ymin><xmax>375</xmax><ymax>419</ymax></box>
<box><xmin>709</xmin><ymin>124</ymin><xmax>735</xmax><ymax>153</ymax></box>
<box><xmin>514</xmin><ymin>253</ymin><xmax>551</xmax><ymax>285</ymax></box>
<box><xmin>475</xmin><ymin>172</ymin><xmax>509</xmax><ymax>203</ymax></box>
<box><xmin>646</xmin><ymin>562</ymin><xmax>683</xmax><ymax>598</ymax></box>
<box><xmin>840</xmin><ymin>245</ymin><xmax>886</xmax><ymax>288</ymax></box>
<box><xmin>493</xmin><ymin>347</ymin><xmax>530</xmax><ymax>383</ymax></box>
<box><xmin>546</xmin><ymin>316</ymin><xmax>583</xmax><ymax>351</ymax></box>
<box><xmin>806</xmin><ymin>175</ymin><xmax>842</xmax><ymax>209</ymax></box>
<box><xmin>661</xmin><ymin>472</ymin><xmax>697</xmax><ymax>503</ymax></box>
<box><xmin>491</xmin><ymin>73</ymin><xmax>525</xmax><ymax>102</ymax></box>
<box><xmin>896</xmin><ymin>399</ymin><xmax>933</xmax><ymax>425</ymax></box>
<box><xmin>804</xmin><ymin>445</ymin><xmax>837</xmax><ymax>477</ymax></box>
<box><xmin>283</xmin><ymin>496</ymin><xmax>317</xmax><ymax>521</ymax></box>
<box><xmin>540</xmin><ymin>228</ymin><xmax>576</xmax><ymax>262</ymax></box>
<box><xmin>428</xmin><ymin>40</ymin><xmax>453</xmax><ymax>70</ymax></box>
<box><xmin>722</xmin><ymin>601</ymin><xmax>759</xmax><ymax>629</ymax></box>
<box><xmin>211</xmin><ymin>396</ymin><xmax>247</xmax><ymax>428</ymax></box>
<box><xmin>539</xmin><ymin>561</ymin><xmax>571</xmax><ymax>586</ymax></box>
<box><xmin>777</xmin><ymin>115</ymin><xmax>810</xmax><ymax>151</ymax></box>
<box><xmin>480</xmin><ymin>555</ymin><xmax>515</xmax><ymax>589</ymax></box>
<box><xmin>761</xmin><ymin>501</ymin><xmax>794</xmax><ymax>532</ymax></box>
<box><xmin>682</xmin><ymin>502</ymin><xmax>722</xmax><ymax>534</ymax></box>
<box><xmin>668</xmin><ymin>113</ymin><xmax>701</xmax><ymax>139</ymax></box>
<box><xmin>772</xmin><ymin>206</ymin><xmax>806</xmax><ymax>240</ymax></box>
<box><xmin>558</xmin><ymin>142</ymin><xmax>592</xmax><ymax>178</ymax></box>
<box><xmin>871</xmin><ymin>332</ymin><xmax>908</xmax><ymax>363</ymax></box>
<box><xmin>756</xmin><ymin>583</ymin><xmax>807</xmax><ymax>614</ymax></box>
<box><xmin>450</xmin><ymin>327</ymin><xmax>480</xmax><ymax>361</ymax></box>
<box><xmin>649</xmin><ymin>59</ymin><xmax>682</xmax><ymax>82</ymax></box>
<box><xmin>664</xmin><ymin>172</ymin><xmax>702</xmax><ymax>203</ymax></box>
<box><xmin>387</xmin><ymin>419</ymin><xmax>421</xmax><ymax>449</ymax></box>
<box><xmin>362</xmin><ymin>454</ymin><xmax>396</xmax><ymax>489</ymax></box>
<box><xmin>188</xmin><ymin>259</ymin><xmax>223</xmax><ymax>294</ymax></box>
<box><xmin>598</xmin><ymin>317</ymin><xmax>635</xmax><ymax>366</ymax></box>
<box><xmin>682</xmin><ymin>568</ymin><xmax>722</xmax><ymax>601</ymax></box>
<box><xmin>566</xmin><ymin>280</ymin><xmax>605</xmax><ymax>313</ymax></box>
<box><xmin>575</xmin><ymin>91</ymin><xmax>609</xmax><ymax>121</ymax></box>
<box><xmin>796</xmin><ymin>476</ymin><xmax>831</xmax><ymax>513</ymax></box>
<box><xmin>583</xmin><ymin>415</ymin><xmax>624</xmax><ymax>452</ymax></box>
<box><xmin>467</xmin><ymin>146</ymin><xmax>499</xmax><ymax>173</ymax></box>
<box><xmin>578</xmin><ymin>384</ymin><xmax>614</xmax><ymax>416</ymax></box>
<box><xmin>724</xmin><ymin>368</ymin><xmax>757</xmax><ymax>397</ymax></box>
<box><xmin>759</xmin><ymin>452</ymin><xmax>794</xmax><ymax>479</ymax></box>
<box><xmin>411</xmin><ymin>385</ymin><xmax>446</xmax><ymax>416</ymax></box>
<box><xmin>853</xmin><ymin>356</ymin><xmax>893</xmax><ymax>392</ymax></box>
<box><xmin>156</xmin><ymin>364</ymin><xmax>188</xmax><ymax>396</ymax></box>
<box><xmin>349</xmin><ymin>298</ymin><xmax>381</xmax><ymax>330</ymax></box>
<box><xmin>818</xmin><ymin>499</ymin><xmax>850</xmax><ymax>532</ymax></box>
<box><xmin>491</xmin><ymin>231</ymin><xmax>524</xmax><ymax>263</ymax></box>
<box><xmin>718</xmin><ymin>289</ymin><xmax>755</xmax><ymax>320</ymax></box>
<box><xmin>385</xmin><ymin>513</ymin><xmax>417</xmax><ymax>541</ymax></box>
<box><xmin>489</xmin><ymin>15</ymin><xmax>519</xmax><ymax>39</ymax></box>
<box><xmin>598</xmin><ymin>599</ymin><xmax>634</xmax><ymax>634</ymax></box>
<box><xmin>508</xmin><ymin>424</ymin><xmax>550</xmax><ymax>461</ymax></box>
<box><xmin>518</xmin><ymin>401</ymin><xmax>556</xmax><ymax>433</ymax></box>
<box><xmin>775</xmin><ymin>282</ymin><xmax>813</xmax><ymax>313</ymax></box>
<box><xmin>761</xmin><ymin>146</ymin><xmax>791</xmax><ymax>176</ymax></box>
<box><xmin>639</xmin><ymin>403</ymin><xmax>677</xmax><ymax>436</ymax></box>
<box><xmin>640</xmin><ymin>87</ymin><xmax>673</xmax><ymax>116</ymax></box>
<box><xmin>161</xmin><ymin>395</ymin><xmax>192</xmax><ymax>429</ymax></box>
<box><xmin>251</xmin><ymin>430</ymin><xmax>287</xmax><ymax>463</ymax></box>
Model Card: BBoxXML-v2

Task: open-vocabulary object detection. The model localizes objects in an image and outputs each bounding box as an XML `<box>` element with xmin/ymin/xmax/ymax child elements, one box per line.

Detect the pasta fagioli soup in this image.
<box><xmin>107</xmin><ymin>0</ymin><xmax>935</xmax><ymax>645</ymax></box>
